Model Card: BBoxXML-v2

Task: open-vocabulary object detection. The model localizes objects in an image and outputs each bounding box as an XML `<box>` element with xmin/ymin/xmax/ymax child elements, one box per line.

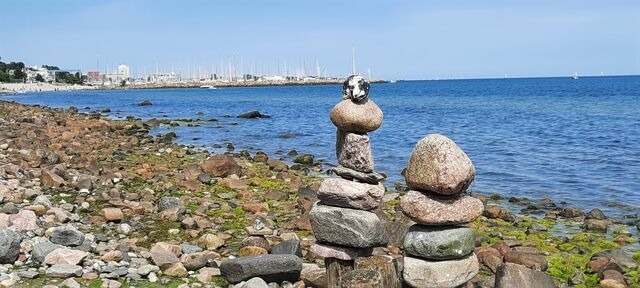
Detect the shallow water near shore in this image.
<box><xmin>5</xmin><ymin>76</ymin><xmax>640</xmax><ymax>218</ymax></box>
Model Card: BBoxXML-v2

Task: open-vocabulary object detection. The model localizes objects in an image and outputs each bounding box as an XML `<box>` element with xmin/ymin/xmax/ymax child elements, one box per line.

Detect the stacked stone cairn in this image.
<box><xmin>399</xmin><ymin>134</ymin><xmax>484</xmax><ymax>287</ymax></box>
<box><xmin>309</xmin><ymin>75</ymin><xmax>395</xmax><ymax>288</ymax></box>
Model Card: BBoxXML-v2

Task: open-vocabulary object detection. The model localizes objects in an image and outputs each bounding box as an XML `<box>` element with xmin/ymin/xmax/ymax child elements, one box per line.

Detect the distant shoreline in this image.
<box><xmin>0</xmin><ymin>78</ymin><xmax>388</xmax><ymax>95</ymax></box>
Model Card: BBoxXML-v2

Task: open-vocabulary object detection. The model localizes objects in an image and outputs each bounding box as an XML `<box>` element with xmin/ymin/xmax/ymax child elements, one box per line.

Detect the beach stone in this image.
<box><xmin>593</xmin><ymin>249</ymin><xmax>638</xmax><ymax>270</ymax></box>
<box><xmin>600</xmin><ymin>279</ymin><xmax>627</xmax><ymax>288</ymax></box>
<box><xmin>202</xmin><ymin>155</ymin><xmax>242</xmax><ymax>177</ymax></box>
<box><xmin>586</xmin><ymin>208</ymin><xmax>607</xmax><ymax>220</ymax></box>
<box><xmin>46</xmin><ymin>264</ymin><xmax>82</xmax><ymax>278</ymax></box>
<box><xmin>329</xmin><ymin>166</ymin><xmax>386</xmax><ymax>184</ymax></box>
<box><xmin>309</xmin><ymin>203</ymin><xmax>386</xmax><ymax>248</ymax></box>
<box><xmin>475</xmin><ymin>247</ymin><xmax>503</xmax><ymax>273</ymax></box>
<box><xmin>403</xmin><ymin>254</ymin><xmax>479</xmax><ymax>288</ymax></box>
<box><xmin>219</xmin><ymin>254</ymin><xmax>303</xmax><ymax>283</ymax></box>
<box><xmin>310</xmin><ymin>243</ymin><xmax>373</xmax><ymax>261</ymax></box>
<box><xmin>41</xmin><ymin>169</ymin><xmax>66</xmax><ymax>187</ymax></box>
<box><xmin>403</xmin><ymin>225</ymin><xmax>475</xmax><ymax>260</ymax></box>
<box><xmin>560</xmin><ymin>207</ymin><xmax>585</xmax><ymax>218</ymax></box>
<box><xmin>44</xmin><ymin>247</ymin><xmax>89</xmax><ymax>265</ymax></box>
<box><xmin>158</xmin><ymin>196</ymin><xmax>182</xmax><ymax>212</ymax></box>
<box><xmin>342</xmin><ymin>269</ymin><xmax>382</xmax><ymax>287</ymax></box>
<box><xmin>271</xmin><ymin>239</ymin><xmax>302</xmax><ymax>257</ymax></box>
<box><xmin>300</xmin><ymin>264</ymin><xmax>327</xmax><ymax>288</ymax></box>
<box><xmin>0</xmin><ymin>229</ymin><xmax>22</xmax><ymax>264</ymax></box>
<box><xmin>503</xmin><ymin>251</ymin><xmax>548</xmax><ymax>271</ymax></box>
<box><xmin>317</xmin><ymin>177</ymin><xmax>384</xmax><ymax>211</ymax></box>
<box><xmin>404</xmin><ymin>134</ymin><xmax>475</xmax><ymax>195</ymax></box>
<box><xmin>9</xmin><ymin>209</ymin><xmax>38</xmax><ymax>231</ymax></box>
<box><xmin>400</xmin><ymin>190</ymin><xmax>483</xmax><ymax>225</ymax></box>
<box><xmin>198</xmin><ymin>233</ymin><xmax>225</xmax><ymax>250</ymax></box>
<box><xmin>494</xmin><ymin>263</ymin><xmax>555</xmax><ymax>288</ymax></box>
<box><xmin>163</xmin><ymin>262</ymin><xmax>188</xmax><ymax>277</ymax></box>
<box><xmin>336</xmin><ymin>130</ymin><xmax>374</xmax><ymax>173</ymax></box>
<box><xmin>243</xmin><ymin>277</ymin><xmax>270</xmax><ymax>288</ymax></box>
<box><xmin>239</xmin><ymin>246</ymin><xmax>268</xmax><ymax>256</ymax></box>
<box><xmin>32</xmin><ymin>241</ymin><xmax>63</xmax><ymax>263</ymax></box>
<box><xmin>583</xmin><ymin>219</ymin><xmax>609</xmax><ymax>233</ymax></box>
<box><xmin>240</xmin><ymin>236</ymin><xmax>270</xmax><ymax>251</ymax></box>
<box><xmin>101</xmin><ymin>208</ymin><xmax>123</xmax><ymax>222</ymax></box>
<box><xmin>138</xmin><ymin>99</ymin><xmax>152</xmax><ymax>106</ymax></box>
<box><xmin>330</xmin><ymin>99</ymin><xmax>383</xmax><ymax>133</ymax></box>
<box><xmin>101</xmin><ymin>250</ymin><xmax>124</xmax><ymax>262</ymax></box>
<box><xmin>150</xmin><ymin>250</ymin><xmax>180</xmax><ymax>271</ymax></box>
<box><xmin>50</xmin><ymin>226</ymin><xmax>85</xmax><ymax>247</ymax></box>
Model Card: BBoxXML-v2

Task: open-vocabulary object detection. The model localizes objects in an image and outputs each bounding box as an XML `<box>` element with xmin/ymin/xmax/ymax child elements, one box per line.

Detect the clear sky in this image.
<box><xmin>1</xmin><ymin>0</ymin><xmax>638</xmax><ymax>79</ymax></box>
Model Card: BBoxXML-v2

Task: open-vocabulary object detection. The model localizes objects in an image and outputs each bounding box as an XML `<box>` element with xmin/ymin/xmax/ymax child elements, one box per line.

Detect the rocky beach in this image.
<box><xmin>0</xmin><ymin>96</ymin><xmax>639</xmax><ymax>288</ymax></box>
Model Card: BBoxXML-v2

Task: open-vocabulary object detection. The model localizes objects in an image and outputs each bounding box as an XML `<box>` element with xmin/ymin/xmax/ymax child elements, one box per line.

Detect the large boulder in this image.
<box><xmin>220</xmin><ymin>254</ymin><xmax>302</xmax><ymax>283</ymax></box>
<box><xmin>336</xmin><ymin>130</ymin><xmax>374</xmax><ymax>173</ymax></box>
<box><xmin>201</xmin><ymin>155</ymin><xmax>242</xmax><ymax>177</ymax></box>
<box><xmin>400</xmin><ymin>190</ymin><xmax>483</xmax><ymax>225</ymax></box>
<box><xmin>309</xmin><ymin>203</ymin><xmax>386</xmax><ymax>248</ymax></box>
<box><xmin>404</xmin><ymin>134</ymin><xmax>475</xmax><ymax>195</ymax></box>
<box><xmin>317</xmin><ymin>177</ymin><xmax>384</xmax><ymax>211</ymax></box>
<box><xmin>494</xmin><ymin>263</ymin><xmax>556</xmax><ymax>288</ymax></box>
<box><xmin>330</xmin><ymin>99</ymin><xmax>383</xmax><ymax>133</ymax></box>
<box><xmin>403</xmin><ymin>225</ymin><xmax>475</xmax><ymax>260</ymax></box>
<box><xmin>0</xmin><ymin>229</ymin><xmax>22</xmax><ymax>264</ymax></box>
<box><xmin>403</xmin><ymin>254</ymin><xmax>479</xmax><ymax>288</ymax></box>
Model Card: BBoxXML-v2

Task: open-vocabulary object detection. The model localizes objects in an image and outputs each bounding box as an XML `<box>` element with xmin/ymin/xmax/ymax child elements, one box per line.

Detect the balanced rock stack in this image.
<box><xmin>309</xmin><ymin>75</ymin><xmax>390</xmax><ymax>287</ymax></box>
<box><xmin>400</xmin><ymin>134</ymin><xmax>483</xmax><ymax>287</ymax></box>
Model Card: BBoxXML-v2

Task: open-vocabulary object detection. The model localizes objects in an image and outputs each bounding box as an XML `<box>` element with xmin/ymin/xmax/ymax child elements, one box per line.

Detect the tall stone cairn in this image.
<box><xmin>400</xmin><ymin>134</ymin><xmax>483</xmax><ymax>287</ymax></box>
<box><xmin>309</xmin><ymin>75</ymin><xmax>390</xmax><ymax>288</ymax></box>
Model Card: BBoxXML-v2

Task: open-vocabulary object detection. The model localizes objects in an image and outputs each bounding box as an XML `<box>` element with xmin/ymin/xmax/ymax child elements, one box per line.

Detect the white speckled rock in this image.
<box><xmin>403</xmin><ymin>254</ymin><xmax>479</xmax><ymax>288</ymax></box>
<box><xmin>336</xmin><ymin>130</ymin><xmax>374</xmax><ymax>173</ymax></box>
<box><xmin>405</xmin><ymin>134</ymin><xmax>475</xmax><ymax>195</ymax></box>
<box><xmin>317</xmin><ymin>177</ymin><xmax>384</xmax><ymax>211</ymax></box>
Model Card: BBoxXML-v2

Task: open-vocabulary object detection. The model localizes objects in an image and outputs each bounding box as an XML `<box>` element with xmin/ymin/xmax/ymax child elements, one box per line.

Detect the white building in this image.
<box><xmin>117</xmin><ymin>64</ymin><xmax>130</xmax><ymax>80</ymax></box>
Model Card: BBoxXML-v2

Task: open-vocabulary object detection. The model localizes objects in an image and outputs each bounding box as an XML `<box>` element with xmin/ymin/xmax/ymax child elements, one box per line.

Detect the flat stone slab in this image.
<box><xmin>317</xmin><ymin>178</ymin><xmax>384</xmax><ymax>211</ymax></box>
<box><xmin>46</xmin><ymin>264</ymin><xmax>83</xmax><ymax>278</ymax></box>
<box><xmin>494</xmin><ymin>263</ymin><xmax>556</xmax><ymax>288</ymax></box>
<box><xmin>330</xmin><ymin>166</ymin><xmax>386</xmax><ymax>184</ymax></box>
<box><xmin>336</xmin><ymin>130</ymin><xmax>374</xmax><ymax>173</ymax></box>
<box><xmin>403</xmin><ymin>225</ymin><xmax>475</xmax><ymax>260</ymax></box>
<box><xmin>400</xmin><ymin>190</ymin><xmax>483</xmax><ymax>225</ymax></box>
<box><xmin>403</xmin><ymin>254</ymin><xmax>479</xmax><ymax>288</ymax></box>
<box><xmin>309</xmin><ymin>203</ymin><xmax>386</xmax><ymax>248</ymax></box>
<box><xmin>220</xmin><ymin>254</ymin><xmax>302</xmax><ymax>284</ymax></box>
<box><xmin>310</xmin><ymin>243</ymin><xmax>373</xmax><ymax>261</ymax></box>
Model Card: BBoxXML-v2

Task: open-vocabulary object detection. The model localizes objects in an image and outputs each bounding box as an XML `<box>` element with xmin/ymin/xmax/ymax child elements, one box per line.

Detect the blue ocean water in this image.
<box><xmin>5</xmin><ymin>76</ymin><xmax>640</xmax><ymax>217</ymax></box>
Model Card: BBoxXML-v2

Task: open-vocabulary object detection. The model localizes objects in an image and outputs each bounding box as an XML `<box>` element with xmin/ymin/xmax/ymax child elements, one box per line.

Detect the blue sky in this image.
<box><xmin>1</xmin><ymin>0</ymin><xmax>638</xmax><ymax>79</ymax></box>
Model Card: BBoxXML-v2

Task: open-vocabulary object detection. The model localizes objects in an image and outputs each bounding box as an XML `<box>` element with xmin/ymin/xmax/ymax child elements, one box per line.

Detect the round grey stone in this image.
<box><xmin>220</xmin><ymin>254</ymin><xmax>302</xmax><ymax>284</ymax></box>
<box><xmin>50</xmin><ymin>227</ymin><xmax>84</xmax><ymax>247</ymax></box>
<box><xmin>403</xmin><ymin>225</ymin><xmax>475</xmax><ymax>260</ymax></box>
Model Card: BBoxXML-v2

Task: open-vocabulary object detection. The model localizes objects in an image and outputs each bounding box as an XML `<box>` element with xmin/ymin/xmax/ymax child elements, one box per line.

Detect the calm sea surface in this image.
<box><xmin>5</xmin><ymin>76</ymin><xmax>640</xmax><ymax>217</ymax></box>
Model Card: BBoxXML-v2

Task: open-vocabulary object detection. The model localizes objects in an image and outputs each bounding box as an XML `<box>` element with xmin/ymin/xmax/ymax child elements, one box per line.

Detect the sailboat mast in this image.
<box><xmin>352</xmin><ymin>47</ymin><xmax>356</xmax><ymax>75</ymax></box>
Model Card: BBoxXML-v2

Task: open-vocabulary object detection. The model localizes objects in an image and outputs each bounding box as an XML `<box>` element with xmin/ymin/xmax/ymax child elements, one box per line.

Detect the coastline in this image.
<box><xmin>0</xmin><ymin>79</ymin><xmax>387</xmax><ymax>95</ymax></box>
<box><xmin>0</xmin><ymin>100</ymin><xmax>638</xmax><ymax>287</ymax></box>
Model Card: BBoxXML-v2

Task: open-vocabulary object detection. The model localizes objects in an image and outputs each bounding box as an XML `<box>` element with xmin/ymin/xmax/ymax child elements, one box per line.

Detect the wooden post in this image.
<box><xmin>326</xmin><ymin>258</ymin><xmax>354</xmax><ymax>288</ymax></box>
<box><xmin>355</xmin><ymin>255</ymin><xmax>401</xmax><ymax>288</ymax></box>
<box><xmin>342</xmin><ymin>269</ymin><xmax>383</xmax><ymax>288</ymax></box>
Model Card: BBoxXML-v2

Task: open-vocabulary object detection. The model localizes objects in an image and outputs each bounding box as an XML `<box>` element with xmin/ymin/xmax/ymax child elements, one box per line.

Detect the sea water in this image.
<box><xmin>6</xmin><ymin>76</ymin><xmax>639</xmax><ymax>217</ymax></box>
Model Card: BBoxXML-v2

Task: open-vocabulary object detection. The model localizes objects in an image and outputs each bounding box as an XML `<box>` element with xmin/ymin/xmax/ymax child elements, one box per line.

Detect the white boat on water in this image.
<box><xmin>199</xmin><ymin>85</ymin><xmax>217</xmax><ymax>89</ymax></box>
<box><xmin>571</xmin><ymin>72</ymin><xmax>579</xmax><ymax>80</ymax></box>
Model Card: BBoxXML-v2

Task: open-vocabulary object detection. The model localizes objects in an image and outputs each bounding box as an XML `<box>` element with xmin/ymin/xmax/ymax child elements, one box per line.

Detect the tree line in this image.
<box><xmin>1</xmin><ymin>56</ymin><xmax>85</xmax><ymax>84</ymax></box>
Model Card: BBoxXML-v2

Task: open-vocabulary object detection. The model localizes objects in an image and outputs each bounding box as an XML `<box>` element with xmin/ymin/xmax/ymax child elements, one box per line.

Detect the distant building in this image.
<box><xmin>117</xmin><ymin>64</ymin><xmax>130</xmax><ymax>79</ymax></box>
<box><xmin>87</xmin><ymin>71</ymin><xmax>100</xmax><ymax>83</ymax></box>
<box><xmin>25</xmin><ymin>66</ymin><xmax>53</xmax><ymax>83</ymax></box>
